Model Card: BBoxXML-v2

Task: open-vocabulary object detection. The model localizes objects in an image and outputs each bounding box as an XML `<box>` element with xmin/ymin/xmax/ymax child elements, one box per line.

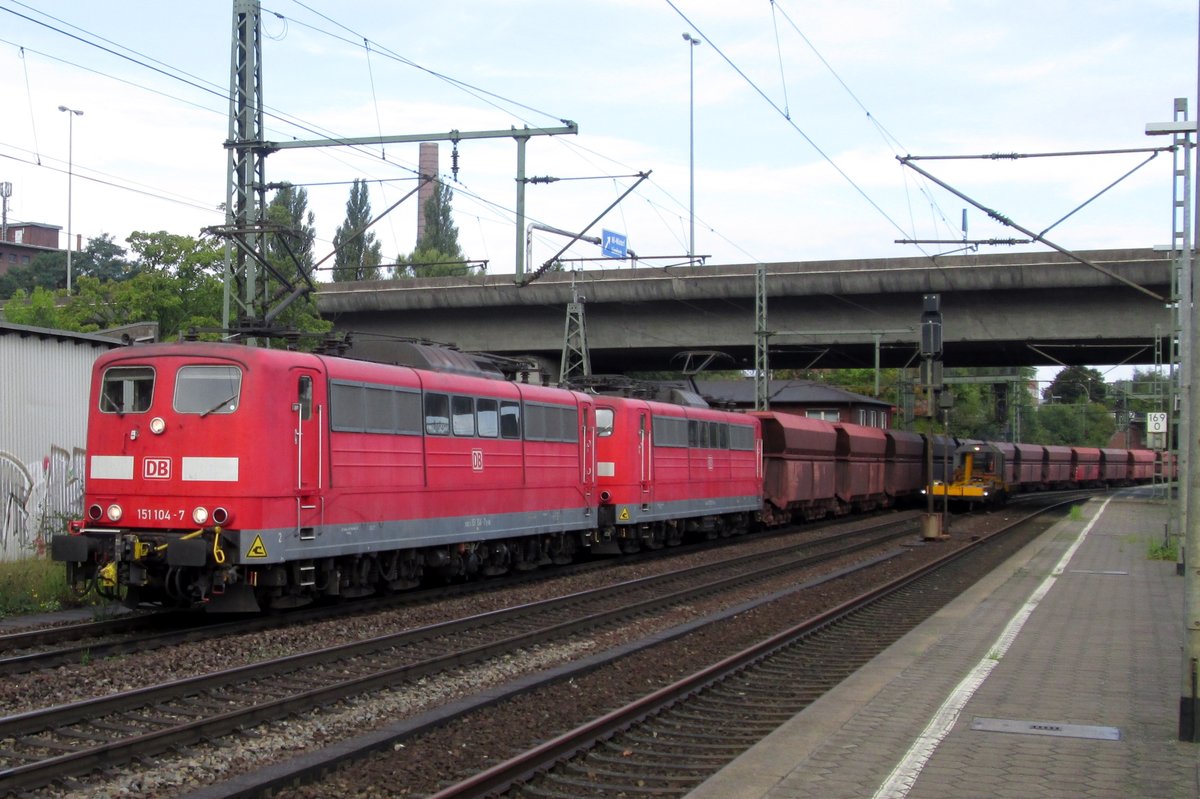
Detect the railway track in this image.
<box><xmin>0</xmin><ymin>515</ymin><xmax>919</xmax><ymax>796</ymax></box>
<box><xmin>425</xmin><ymin>498</ymin><xmax>1070</xmax><ymax>799</ymax></box>
<box><xmin>212</xmin><ymin>494</ymin><xmax>1078</xmax><ymax>799</ymax></box>
<box><xmin>0</xmin><ymin>514</ymin><xmax>880</xmax><ymax>676</ymax></box>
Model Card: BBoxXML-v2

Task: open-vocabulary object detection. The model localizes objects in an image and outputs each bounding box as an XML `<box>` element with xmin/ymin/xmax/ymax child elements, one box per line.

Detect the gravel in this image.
<box><xmin>12</xmin><ymin>508</ymin><xmax>1015</xmax><ymax>799</ymax></box>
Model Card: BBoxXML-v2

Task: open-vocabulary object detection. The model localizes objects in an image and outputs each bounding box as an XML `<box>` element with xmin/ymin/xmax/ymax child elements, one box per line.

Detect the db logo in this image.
<box><xmin>471</xmin><ymin>449</ymin><xmax>484</xmax><ymax>472</ymax></box>
<box><xmin>143</xmin><ymin>457</ymin><xmax>171</xmax><ymax>479</ymax></box>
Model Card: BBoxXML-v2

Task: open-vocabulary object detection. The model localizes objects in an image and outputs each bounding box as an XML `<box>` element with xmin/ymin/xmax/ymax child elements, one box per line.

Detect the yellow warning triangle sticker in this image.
<box><xmin>246</xmin><ymin>535</ymin><xmax>269</xmax><ymax>559</ymax></box>
<box><xmin>618</xmin><ymin>507</ymin><xmax>630</xmax><ymax>521</ymax></box>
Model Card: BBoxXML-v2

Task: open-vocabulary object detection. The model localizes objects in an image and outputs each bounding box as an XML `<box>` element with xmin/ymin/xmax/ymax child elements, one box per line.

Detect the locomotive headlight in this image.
<box><xmin>106</xmin><ymin>503</ymin><xmax>123</xmax><ymax>522</ymax></box>
<box><xmin>149</xmin><ymin>416</ymin><xmax>166</xmax><ymax>435</ymax></box>
<box><xmin>192</xmin><ymin>506</ymin><xmax>209</xmax><ymax>526</ymax></box>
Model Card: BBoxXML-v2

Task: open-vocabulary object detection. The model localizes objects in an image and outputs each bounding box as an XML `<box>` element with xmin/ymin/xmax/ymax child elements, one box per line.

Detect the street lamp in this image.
<box><xmin>58</xmin><ymin>105</ymin><xmax>83</xmax><ymax>292</ymax></box>
<box><xmin>682</xmin><ymin>32</ymin><xmax>701</xmax><ymax>263</ymax></box>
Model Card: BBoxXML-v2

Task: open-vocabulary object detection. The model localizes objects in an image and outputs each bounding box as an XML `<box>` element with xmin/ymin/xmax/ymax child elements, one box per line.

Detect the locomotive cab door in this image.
<box><xmin>639</xmin><ymin>410</ymin><xmax>653</xmax><ymax>509</ymax></box>
<box><xmin>579</xmin><ymin>405</ymin><xmax>594</xmax><ymax>510</ymax></box>
<box><xmin>293</xmin><ymin>370</ymin><xmax>324</xmax><ymax>536</ymax></box>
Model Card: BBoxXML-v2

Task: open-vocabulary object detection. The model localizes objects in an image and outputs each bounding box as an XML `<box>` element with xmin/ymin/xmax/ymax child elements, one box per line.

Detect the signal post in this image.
<box><xmin>921</xmin><ymin>294</ymin><xmax>947</xmax><ymax>540</ymax></box>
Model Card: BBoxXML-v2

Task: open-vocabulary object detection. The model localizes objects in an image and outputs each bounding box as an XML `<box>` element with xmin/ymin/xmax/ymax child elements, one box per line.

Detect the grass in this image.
<box><xmin>1068</xmin><ymin>505</ymin><xmax>1084</xmax><ymax>521</ymax></box>
<box><xmin>1148</xmin><ymin>537</ymin><xmax>1180</xmax><ymax>562</ymax></box>
<box><xmin>0</xmin><ymin>556</ymin><xmax>99</xmax><ymax>619</ymax></box>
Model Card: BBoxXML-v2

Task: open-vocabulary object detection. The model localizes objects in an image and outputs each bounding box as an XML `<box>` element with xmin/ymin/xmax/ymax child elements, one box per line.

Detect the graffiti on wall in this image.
<box><xmin>0</xmin><ymin>447</ymin><xmax>86</xmax><ymax>562</ymax></box>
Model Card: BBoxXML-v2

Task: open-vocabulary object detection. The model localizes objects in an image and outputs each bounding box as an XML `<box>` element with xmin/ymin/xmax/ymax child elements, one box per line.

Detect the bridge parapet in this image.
<box><xmin>316</xmin><ymin>248</ymin><xmax>1170</xmax><ymax>312</ymax></box>
<box><xmin>315</xmin><ymin>248</ymin><xmax>1174</xmax><ymax>371</ymax></box>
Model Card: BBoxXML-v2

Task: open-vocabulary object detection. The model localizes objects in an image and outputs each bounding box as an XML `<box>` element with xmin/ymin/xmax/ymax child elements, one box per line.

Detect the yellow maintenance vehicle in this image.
<box><xmin>928</xmin><ymin>442</ymin><xmax>1009</xmax><ymax>507</ymax></box>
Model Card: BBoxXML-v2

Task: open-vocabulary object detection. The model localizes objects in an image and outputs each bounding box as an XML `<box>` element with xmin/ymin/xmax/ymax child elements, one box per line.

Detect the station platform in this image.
<box><xmin>687</xmin><ymin>489</ymin><xmax>1199</xmax><ymax>799</ymax></box>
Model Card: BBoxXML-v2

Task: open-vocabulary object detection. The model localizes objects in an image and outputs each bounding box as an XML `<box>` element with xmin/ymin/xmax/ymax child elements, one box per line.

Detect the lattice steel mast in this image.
<box><xmin>222</xmin><ymin>0</ymin><xmax>267</xmax><ymax>336</ymax></box>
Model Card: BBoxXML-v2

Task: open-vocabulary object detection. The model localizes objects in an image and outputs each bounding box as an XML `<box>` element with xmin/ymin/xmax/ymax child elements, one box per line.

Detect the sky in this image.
<box><xmin>0</xmin><ymin>0</ymin><xmax>1196</xmax><ymax>385</ymax></box>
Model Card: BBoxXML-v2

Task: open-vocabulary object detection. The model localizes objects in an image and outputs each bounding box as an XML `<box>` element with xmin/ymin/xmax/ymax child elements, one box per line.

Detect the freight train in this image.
<box><xmin>51</xmin><ymin>342</ymin><xmax>1162</xmax><ymax>612</ymax></box>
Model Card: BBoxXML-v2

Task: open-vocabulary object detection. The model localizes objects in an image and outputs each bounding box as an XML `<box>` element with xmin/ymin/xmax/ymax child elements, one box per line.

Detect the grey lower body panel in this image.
<box><xmin>612</xmin><ymin>495</ymin><xmax>760</xmax><ymax>526</ymax></box>
<box><xmin>229</xmin><ymin>505</ymin><xmax>595</xmax><ymax>564</ymax></box>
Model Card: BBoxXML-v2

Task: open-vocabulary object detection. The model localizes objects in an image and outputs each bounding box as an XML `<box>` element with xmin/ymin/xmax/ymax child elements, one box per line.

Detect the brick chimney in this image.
<box><xmin>417</xmin><ymin>143</ymin><xmax>438</xmax><ymax>245</ymax></box>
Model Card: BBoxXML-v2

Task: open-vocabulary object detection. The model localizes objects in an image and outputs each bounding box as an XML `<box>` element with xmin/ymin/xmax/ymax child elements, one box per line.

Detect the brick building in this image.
<box><xmin>0</xmin><ymin>222</ymin><xmax>64</xmax><ymax>276</ymax></box>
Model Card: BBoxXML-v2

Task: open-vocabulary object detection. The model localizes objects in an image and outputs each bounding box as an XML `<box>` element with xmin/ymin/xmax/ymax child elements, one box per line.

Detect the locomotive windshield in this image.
<box><xmin>99</xmin><ymin>366</ymin><xmax>155</xmax><ymax>414</ymax></box>
<box><xmin>175</xmin><ymin>365</ymin><xmax>243</xmax><ymax>415</ymax></box>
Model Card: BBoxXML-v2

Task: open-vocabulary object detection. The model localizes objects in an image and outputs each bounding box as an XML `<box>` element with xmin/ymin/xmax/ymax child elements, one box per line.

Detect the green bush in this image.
<box><xmin>0</xmin><ymin>557</ymin><xmax>97</xmax><ymax>618</ymax></box>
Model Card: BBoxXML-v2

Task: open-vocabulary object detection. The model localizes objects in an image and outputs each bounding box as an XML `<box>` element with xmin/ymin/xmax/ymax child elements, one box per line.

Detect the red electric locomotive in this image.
<box><xmin>52</xmin><ymin>342</ymin><xmax>601</xmax><ymax>611</ymax></box>
<box><xmin>591</xmin><ymin>395</ymin><xmax>761</xmax><ymax>552</ymax></box>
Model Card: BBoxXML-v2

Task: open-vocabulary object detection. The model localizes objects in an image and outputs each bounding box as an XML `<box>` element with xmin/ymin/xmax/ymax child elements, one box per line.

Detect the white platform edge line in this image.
<box><xmin>871</xmin><ymin>495</ymin><xmax>1114</xmax><ymax>799</ymax></box>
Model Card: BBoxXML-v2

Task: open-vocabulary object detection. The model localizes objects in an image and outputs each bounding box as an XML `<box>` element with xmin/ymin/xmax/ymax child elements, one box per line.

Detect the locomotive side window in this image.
<box><xmin>330</xmin><ymin>380</ymin><xmax>422</xmax><ymax>434</ymax></box>
<box><xmin>297</xmin><ymin>376</ymin><xmax>313</xmax><ymax>420</ymax></box>
<box><xmin>476</xmin><ymin>398</ymin><xmax>499</xmax><ymax>438</ymax></box>
<box><xmin>500</xmin><ymin>401</ymin><xmax>521</xmax><ymax>439</ymax></box>
<box><xmin>99</xmin><ymin>366</ymin><xmax>155</xmax><ymax>414</ymax></box>
<box><xmin>424</xmin><ymin>393</ymin><xmax>450</xmax><ymax>436</ymax></box>
<box><xmin>364</xmin><ymin>387</ymin><xmax>397</xmax><ymax>433</ymax></box>
<box><xmin>558</xmin><ymin>406</ymin><xmax>579</xmax><ymax>442</ymax></box>
<box><xmin>331</xmin><ymin>382</ymin><xmax>364</xmax><ymax>430</ymax></box>
<box><xmin>652</xmin><ymin>416</ymin><xmax>687</xmax><ymax>447</ymax></box>
<box><xmin>524</xmin><ymin>403</ymin><xmax>578</xmax><ymax>443</ymax></box>
<box><xmin>729</xmin><ymin>424</ymin><xmax>756</xmax><ymax>451</ymax></box>
<box><xmin>566</xmin><ymin>407</ymin><xmax>580</xmax><ymax>441</ymax></box>
<box><xmin>524</xmin><ymin>404</ymin><xmax>547</xmax><ymax>440</ymax></box>
<box><xmin>175</xmin><ymin>365</ymin><xmax>242</xmax><ymax>415</ymax></box>
<box><xmin>451</xmin><ymin>396</ymin><xmax>476</xmax><ymax>436</ymax></box>
<box><xmin>395</xmin><ymin>390</ymin><xmax>422</xmax><ymax>434</ymax></box>
<box><xmin>595</xmin><ymin>408</ymin><xmax>614</xmax><ymax>437</ymax></box>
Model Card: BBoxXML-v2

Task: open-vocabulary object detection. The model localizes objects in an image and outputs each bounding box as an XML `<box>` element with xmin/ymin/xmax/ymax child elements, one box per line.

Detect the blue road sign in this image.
<box><xmin>601</xmin><ymin>230</ymin><xmax>628</xmax><ymax>259</ymax></box>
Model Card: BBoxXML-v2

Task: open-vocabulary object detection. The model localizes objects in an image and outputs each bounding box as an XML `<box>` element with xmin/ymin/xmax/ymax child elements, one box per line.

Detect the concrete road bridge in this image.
<box><xmin>315</xmin><ymin>247</ymin><xmax>1174</xmax><ymax>374</ymax></box>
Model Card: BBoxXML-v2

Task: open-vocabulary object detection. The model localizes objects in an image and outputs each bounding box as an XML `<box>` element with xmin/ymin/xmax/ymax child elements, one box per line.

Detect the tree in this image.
<box><xmin>332</xmin><ymin>179</ymin><xmax>383</xmax><ymax>281</ymax></box>
<box><xmin>1114</xmin><ymin>368</ymin><xmax>1170</xmax><ymax>416</ymax></box>
<box><xmin>37</xmin><ymin>231</ymin><xmax>225</xmax><ymax>339</ymax></box>
<box><xmin>73</xmin><ymin>233</ymin><xmax>132</xmax><ymax>282</ymax></box>
<box><xmin>1034</xmin><ymin>401</ymin><xmax>1115</xmax><ymax>447</ymax></box>
<box><xmin>0</xmin><ymin>231</ymin><xmax>131</xmax><ymax>309</ymax></box>
<box><xmin>266</xmin><ymin>184</ymin><xmax>316</xmax><ymax>273</ymax></box>
<box><xmin>394</xmin><ymin>180</ymin><xmax>475</xmax><ymax>278</ymax></box>
<box><xmin>1043</xmin><ymin>365</ymin><xmax>1107</xmax><ymax>405</ymax></box>
<box><xmin>934</xmin><ymin>378</ymin><xmax>1002</xmax><ymax>440</ymax></box>
<box><xmin>3</xmin><ymin>286</ymin><xmax>62</xmax><ymax>327</ymax></box>
<box><xmin>263</xmin><ymin>184</ymin><xmax>330</xmax><ymax>338</ymax></box>
<box><xmin>802</xmin><ymin>367</ymin><xmax>903</xmax><ymax>406</ymax></box>
<box><xmin>0</xmin><ymin>252</ymin><xmax>64</xmax><ymax>298</ymax></box>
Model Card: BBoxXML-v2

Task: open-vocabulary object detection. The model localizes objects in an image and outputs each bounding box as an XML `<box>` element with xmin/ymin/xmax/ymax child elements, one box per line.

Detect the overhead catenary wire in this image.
<box><xmin>273</xmin><ymin>1</ymin><xmax>773</xmax><ymax>268</ymax></box>
<box><xmin>0</xmin><ymin>3</ymin><xmax>432</xmax><ymax>193</ymax></box>
<box><xmin>0</xmin><ymin>145</ymin><xmax>222</xmax><ymax>215</ymax></box>
<box><xmin>769</xmin><ymin>0</ymin><xmax>989</xmax><ymax>251</ymax></box>
<box><xmin>278</xmin><ymin>1</ymin><xmax>569</xmax><ymax>126</ymax></box>
<box><xmin>662</xmin><ymin>0</ymin><xmax>921</xmax><ymax>254</ymax></box>
<box><xmin>18</xmin><ymin>46</ymin><xmax>40</xmax><ymax>165</ymax></box>
<box><xmin>2</xmin><ymin>0</ymin><xmax>770</xmax><ymax>273</ymax></box>
<box><xmin>2</xmin><ymin>0</ymin><xmax>1132</xmax><ymax>286</ymax></box>
<box><xmin>0</xmin><ymin>20</ymin><xmax>427</xmax><ymax>238</ymax></box>
<box><xmin>898</xmin><ymin>154</ymin><xmax>1167</xmax><ymax>303</ymax></box>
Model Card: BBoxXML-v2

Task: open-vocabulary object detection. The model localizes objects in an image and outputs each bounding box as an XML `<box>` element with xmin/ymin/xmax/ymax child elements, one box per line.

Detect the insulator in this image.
<box><xmin>451</xmin><ymin>145</ymin><xmax>460</xmax><ymax>180</ymax></box>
